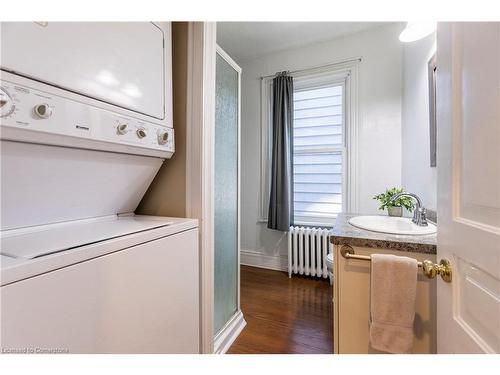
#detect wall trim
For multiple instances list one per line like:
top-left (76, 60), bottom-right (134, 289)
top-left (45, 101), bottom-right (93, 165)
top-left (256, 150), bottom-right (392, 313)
top-left (186, 21), bottom-right (217, 354)
top-left (241, 249), bottom-right (288, 272)
top-left (213, 310), bottom-right (246, 354)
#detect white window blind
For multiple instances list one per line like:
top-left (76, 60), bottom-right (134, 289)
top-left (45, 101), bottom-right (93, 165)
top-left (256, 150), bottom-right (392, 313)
top-left (293, 84), bottom-right (344, 226)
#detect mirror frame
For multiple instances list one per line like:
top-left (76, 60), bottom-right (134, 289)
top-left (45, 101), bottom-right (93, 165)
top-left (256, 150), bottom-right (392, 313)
top-left (428, 53), bottom-right (437, 167)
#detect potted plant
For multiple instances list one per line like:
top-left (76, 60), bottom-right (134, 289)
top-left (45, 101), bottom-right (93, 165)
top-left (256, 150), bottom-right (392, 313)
top-left (373, 187), bottom-right (416, 217)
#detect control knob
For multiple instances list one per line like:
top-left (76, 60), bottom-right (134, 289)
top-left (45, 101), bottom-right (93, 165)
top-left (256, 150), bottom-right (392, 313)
top-left (33, 103), bottom-right (53, 119)
top-left (117, 123), bottom-right (128, 135)
top-left (136, 128), bottom-right (147, 139)
top-left (0, 87), bottom-right (15, 118)
top-left (158, 131), bottom-right (169, 145)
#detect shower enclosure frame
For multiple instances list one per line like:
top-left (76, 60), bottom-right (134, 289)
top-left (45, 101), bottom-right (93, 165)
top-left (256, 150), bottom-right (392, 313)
top-left (212, 44), bottom-right (245, 353)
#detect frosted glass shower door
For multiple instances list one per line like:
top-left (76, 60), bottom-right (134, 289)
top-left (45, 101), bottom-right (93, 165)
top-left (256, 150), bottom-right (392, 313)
top-left (214, 46), bottom-right (241, 335)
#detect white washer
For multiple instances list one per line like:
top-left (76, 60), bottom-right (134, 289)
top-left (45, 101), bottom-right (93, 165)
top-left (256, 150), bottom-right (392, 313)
top-left (1, 216), bottom-right (199, 354)
top-left (0, 22), bottom-right (199, 353)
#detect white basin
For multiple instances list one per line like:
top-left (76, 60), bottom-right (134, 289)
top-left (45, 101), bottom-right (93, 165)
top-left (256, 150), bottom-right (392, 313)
top-left (348, 215), bottom-right (437, 235)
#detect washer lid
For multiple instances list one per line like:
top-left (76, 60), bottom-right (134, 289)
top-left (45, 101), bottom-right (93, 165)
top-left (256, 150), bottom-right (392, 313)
top-left (0, 216), bottom-right (173, 260)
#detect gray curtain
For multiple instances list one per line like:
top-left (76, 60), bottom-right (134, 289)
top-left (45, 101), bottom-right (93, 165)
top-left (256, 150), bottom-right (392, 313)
top-left (267, 72), bottom-right (294, 231)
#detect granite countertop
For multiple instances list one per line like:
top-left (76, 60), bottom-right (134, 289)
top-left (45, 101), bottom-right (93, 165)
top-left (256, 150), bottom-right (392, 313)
top-left (329, 213), bottom-right (436, 254)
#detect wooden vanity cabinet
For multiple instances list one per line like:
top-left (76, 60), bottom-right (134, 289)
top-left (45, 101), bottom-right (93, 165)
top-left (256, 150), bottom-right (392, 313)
top-left (333, 245), bottom-right (437, 354)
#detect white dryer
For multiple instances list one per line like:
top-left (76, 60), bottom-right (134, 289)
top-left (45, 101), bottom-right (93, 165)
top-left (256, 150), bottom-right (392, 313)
top-left (0, 22), bottom-right (199, 354)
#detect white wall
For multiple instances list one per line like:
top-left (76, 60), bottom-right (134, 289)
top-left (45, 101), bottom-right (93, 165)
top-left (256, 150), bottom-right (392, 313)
top-left (401, 33), bottom-right (437, 212)
top-left (240, 24), bottom-right (404, 261)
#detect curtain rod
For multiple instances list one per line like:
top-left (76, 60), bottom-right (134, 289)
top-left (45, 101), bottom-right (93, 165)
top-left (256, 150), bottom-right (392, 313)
top-left (260, 57), bottom-right (362, 80)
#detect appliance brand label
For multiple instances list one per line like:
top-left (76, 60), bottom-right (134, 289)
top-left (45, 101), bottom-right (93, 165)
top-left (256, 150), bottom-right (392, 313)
top-left (75, 125), bottom-right (90, 131)
top-left (14, 86), bottom-right (29, 94)
top-left (35, 93), bottom-right (52, 100)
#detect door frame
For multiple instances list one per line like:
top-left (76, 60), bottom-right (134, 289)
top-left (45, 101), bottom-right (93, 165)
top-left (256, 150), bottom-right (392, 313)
top-left (185, 22), bottom-right (245, 354)
top-left (185, 21), bottom-right (217, 354)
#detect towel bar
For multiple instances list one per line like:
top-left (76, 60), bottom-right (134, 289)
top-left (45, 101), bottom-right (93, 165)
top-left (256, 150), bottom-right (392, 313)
top-left (340, 245), bottom-right (452, 283)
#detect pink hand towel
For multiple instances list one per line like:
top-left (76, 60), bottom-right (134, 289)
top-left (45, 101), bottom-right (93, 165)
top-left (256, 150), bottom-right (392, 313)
top-left (369, 253), bottom-right (418, 354)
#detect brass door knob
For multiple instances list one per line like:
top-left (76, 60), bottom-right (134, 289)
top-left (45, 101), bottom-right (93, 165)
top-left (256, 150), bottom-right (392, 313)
top-left (422, 259), bottom-right (452, 282)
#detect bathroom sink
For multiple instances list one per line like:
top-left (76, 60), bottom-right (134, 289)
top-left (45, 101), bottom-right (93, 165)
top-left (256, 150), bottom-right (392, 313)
top-left (348, 215), bottom-right (436, 235)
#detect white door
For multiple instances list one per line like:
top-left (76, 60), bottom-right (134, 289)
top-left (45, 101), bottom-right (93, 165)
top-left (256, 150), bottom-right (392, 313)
top-left (437, 22), bottom-right (500, 353)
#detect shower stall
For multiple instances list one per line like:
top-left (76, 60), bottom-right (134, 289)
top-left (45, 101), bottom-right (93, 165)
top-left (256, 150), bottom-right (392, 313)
top-left (213, 45), bottom-right (245, 352)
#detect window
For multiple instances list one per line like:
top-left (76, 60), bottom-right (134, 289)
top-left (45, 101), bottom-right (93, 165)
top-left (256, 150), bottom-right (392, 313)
top-left (260, 63), bottom-right (358, 227)
top-left (293, 83), bottom-right (344, 226)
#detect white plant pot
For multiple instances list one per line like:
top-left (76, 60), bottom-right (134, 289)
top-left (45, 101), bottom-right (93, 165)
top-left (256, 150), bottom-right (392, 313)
top-left (387, 206), bottom-right (403, 217)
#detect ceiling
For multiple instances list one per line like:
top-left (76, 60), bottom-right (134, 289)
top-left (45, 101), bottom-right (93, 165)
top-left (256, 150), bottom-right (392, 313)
top-left (217, 22), bottom-right (391, 63)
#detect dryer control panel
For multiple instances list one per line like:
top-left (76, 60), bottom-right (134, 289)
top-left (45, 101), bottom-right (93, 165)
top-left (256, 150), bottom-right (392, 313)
top-left (0, 76), bottom-right (175, 159)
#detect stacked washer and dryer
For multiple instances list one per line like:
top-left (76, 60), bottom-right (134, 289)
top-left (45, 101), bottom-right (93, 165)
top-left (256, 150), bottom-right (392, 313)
top-left (0, 22), bottom-right (200, 353)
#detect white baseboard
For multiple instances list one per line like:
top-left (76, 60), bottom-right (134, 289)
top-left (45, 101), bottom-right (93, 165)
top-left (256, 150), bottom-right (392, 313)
top-left (213, 310), bottom-right (246, 354)
top-left (240, 249), bottom-right (288, 272)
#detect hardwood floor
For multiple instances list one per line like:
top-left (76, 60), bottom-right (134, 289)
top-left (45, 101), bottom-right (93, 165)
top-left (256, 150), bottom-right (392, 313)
top-left (228, 265), bottom-right (333, 354)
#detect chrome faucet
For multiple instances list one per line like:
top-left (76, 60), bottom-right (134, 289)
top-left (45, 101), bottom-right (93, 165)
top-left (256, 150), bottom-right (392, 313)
top-left (390, 192), bottom-right (428, 226)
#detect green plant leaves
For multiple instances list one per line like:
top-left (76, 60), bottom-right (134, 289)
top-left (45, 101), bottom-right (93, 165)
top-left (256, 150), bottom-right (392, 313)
top-left (373, 187), bottom-right (416, 212)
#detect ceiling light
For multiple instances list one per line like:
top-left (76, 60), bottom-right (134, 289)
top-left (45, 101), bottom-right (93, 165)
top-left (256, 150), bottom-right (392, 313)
top-left (399, 22), bottom-right (437, 43)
